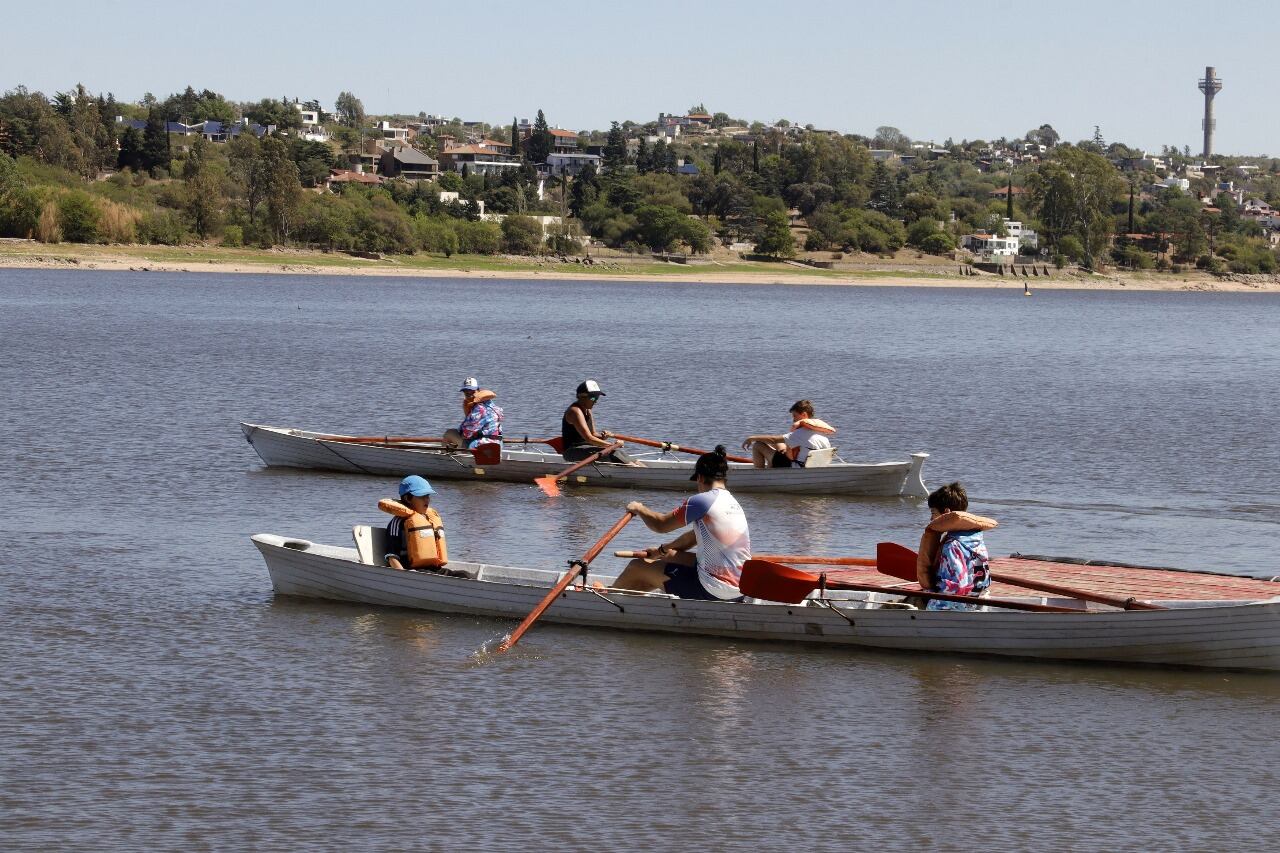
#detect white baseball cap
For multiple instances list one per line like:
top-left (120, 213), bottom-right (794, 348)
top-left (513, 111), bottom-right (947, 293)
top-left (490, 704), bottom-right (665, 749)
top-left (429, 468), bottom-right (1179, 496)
top-left (459, 377), bottom-right (479, 391)
top-left (576, 379), bottom-right (605, 396)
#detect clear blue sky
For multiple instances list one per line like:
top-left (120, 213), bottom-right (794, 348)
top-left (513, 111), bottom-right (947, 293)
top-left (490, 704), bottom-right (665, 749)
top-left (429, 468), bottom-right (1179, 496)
top-left (3, 0), bottom-right (1275, 155)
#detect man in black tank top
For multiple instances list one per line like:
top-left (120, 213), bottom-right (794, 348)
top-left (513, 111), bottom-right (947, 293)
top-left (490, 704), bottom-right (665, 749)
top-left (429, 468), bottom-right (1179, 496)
top-left (561, 380), bottom-right (641, 465)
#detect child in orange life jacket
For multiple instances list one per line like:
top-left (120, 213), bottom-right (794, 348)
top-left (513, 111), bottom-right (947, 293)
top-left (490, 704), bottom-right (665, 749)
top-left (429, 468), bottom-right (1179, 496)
top-left (916, 481), bottom-right (998, 611)
top-left (380, 475), bottom-right (449, 572)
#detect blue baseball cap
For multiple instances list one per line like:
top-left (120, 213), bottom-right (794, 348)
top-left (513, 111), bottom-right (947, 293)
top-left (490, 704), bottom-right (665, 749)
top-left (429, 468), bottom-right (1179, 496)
top-left (398, 475), bottom-right (435, 497)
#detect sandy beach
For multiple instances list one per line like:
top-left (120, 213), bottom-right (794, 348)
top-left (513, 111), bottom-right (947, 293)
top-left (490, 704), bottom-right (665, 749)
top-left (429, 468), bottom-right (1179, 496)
top-left (2, 239), bottom-right (1277, 292)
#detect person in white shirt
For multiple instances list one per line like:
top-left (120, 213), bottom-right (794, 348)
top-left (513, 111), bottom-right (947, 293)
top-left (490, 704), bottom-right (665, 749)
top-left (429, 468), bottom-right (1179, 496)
top-left (741, 399), bottom-right (836, 469)
top-left (610, 446), bottom-right (751, 600)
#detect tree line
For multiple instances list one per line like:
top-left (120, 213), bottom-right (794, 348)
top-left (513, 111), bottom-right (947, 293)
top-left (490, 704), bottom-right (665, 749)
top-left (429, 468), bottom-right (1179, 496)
top-left (4, 82), bottom-right (1280, 272)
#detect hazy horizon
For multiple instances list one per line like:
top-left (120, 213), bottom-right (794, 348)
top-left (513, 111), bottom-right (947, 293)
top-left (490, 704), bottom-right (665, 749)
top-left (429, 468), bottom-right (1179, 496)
top-left (2, 0), bottom-right (1275, 156)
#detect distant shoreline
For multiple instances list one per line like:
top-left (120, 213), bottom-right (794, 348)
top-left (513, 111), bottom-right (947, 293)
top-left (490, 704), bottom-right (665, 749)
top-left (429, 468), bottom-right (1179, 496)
top-left (2, 240), bottom-right (1276, 293)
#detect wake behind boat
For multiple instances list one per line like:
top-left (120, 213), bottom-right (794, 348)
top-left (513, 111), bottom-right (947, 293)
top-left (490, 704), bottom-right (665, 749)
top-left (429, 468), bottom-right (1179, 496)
top-left (241, 422), bottom-right (930, 497)
top-left (252, 531), bottom-right (1280, 672)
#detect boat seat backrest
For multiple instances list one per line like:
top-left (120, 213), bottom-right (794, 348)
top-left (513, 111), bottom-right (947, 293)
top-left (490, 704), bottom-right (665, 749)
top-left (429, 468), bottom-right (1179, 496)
top-left (353, 524), bottom-right (393, 566)
top-left (805, 447), bottom-right (836, 468)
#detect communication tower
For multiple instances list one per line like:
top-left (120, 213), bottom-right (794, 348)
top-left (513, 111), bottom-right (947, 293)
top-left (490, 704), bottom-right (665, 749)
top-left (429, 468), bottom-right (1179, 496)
top-left (1198, 66), bottom-right (1222, 158)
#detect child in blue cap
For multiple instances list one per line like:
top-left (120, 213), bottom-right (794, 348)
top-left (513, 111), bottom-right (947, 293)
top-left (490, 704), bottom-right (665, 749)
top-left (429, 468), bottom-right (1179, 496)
top-left (383, 475), bottom-right (438, 571)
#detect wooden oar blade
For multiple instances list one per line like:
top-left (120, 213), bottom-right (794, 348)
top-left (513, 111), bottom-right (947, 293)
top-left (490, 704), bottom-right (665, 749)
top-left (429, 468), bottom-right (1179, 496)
top-left (740, 559), bottom-right (821, 604)
top-left (876, 542), bottom-right (919, 582)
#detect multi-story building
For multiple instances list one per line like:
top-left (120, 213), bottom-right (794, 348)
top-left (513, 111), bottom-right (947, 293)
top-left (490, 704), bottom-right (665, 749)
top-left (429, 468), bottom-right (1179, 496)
top-left (379, 145), bottom-right (440, 180)
top-left (961, 233), bottom-right (1020, 259)
top-left (437, 144), bottom-right (522, 176)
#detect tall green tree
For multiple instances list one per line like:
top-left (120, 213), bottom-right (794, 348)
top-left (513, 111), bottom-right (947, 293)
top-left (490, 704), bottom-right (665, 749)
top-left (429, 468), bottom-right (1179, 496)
top-left (603, 121), bottom-right (627, 169)
top-left (182, 138), bottom-right (221, 238)
top-left (334, 91), bottom-right (365, 128)
top-left (117, 126), bottom-right (145, 171)
top-left (244, 98), bottom-right (301, 130)
top-left (1027, 147), bottom-right (1124, 267)
top-left (256, 136), bottom-right (301, 242)
top-left (141, 108), bottom-right (170, 174)
top-left (1029, 123), bottom-right (1059, 148)
top-left (755, 209), bottom-right (795, 257)
top-left (0, 152), bottom-right (41, 238)
top-left (524, 109), bottom-right (553, 164)
top-left (1148, 192), bottom-right (1207, 260)
top-left (867, 161), bottom-right (900, 217)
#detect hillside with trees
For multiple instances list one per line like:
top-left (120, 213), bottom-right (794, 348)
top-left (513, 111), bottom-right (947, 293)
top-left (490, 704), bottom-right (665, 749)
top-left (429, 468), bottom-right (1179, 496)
top-left (4, 83), bottom-right (1280, 274)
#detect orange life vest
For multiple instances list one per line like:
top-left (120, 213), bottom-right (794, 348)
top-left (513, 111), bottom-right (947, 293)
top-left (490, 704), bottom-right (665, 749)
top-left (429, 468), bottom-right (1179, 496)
top-left (405, 507), bottom-right (448, 569)
top-left (378, 499), bottom-right (448, 569)
top-left (791, 417), bottom-right (836, 435)
top-left (787, 418), bottom-right (837, 461)
top-left (463, 388), bottom-right (497, 417)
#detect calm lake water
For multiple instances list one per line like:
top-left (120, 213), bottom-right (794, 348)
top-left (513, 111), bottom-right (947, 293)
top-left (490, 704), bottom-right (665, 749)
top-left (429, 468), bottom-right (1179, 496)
top-left (2, 269), bottom-right (1278, 851)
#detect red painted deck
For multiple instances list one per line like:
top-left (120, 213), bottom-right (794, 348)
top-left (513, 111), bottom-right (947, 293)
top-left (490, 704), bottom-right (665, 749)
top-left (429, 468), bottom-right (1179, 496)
top-left (822, 556), bottom-right (1280, 603)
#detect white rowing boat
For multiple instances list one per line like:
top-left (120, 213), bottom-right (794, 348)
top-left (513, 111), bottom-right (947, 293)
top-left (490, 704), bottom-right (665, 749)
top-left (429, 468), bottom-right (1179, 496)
top-left (241, 423), bottom-right (930, 497)
top-left (251, 531), bottom-right (1280, 671)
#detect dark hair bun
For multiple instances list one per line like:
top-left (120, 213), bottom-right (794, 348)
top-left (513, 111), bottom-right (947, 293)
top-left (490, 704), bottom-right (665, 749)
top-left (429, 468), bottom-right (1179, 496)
top-left (693, 445), bottom-right (731, 482)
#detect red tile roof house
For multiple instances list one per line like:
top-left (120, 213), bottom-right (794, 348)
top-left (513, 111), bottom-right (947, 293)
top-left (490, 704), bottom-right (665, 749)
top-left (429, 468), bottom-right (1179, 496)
top-left (549, 128), bottom-right (579, 154)
top-left (325, 169), bottom-right (384, 191)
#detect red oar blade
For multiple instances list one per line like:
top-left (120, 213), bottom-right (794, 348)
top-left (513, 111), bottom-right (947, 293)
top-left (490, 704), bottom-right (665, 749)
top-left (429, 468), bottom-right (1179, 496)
top-left (740, 559), bottom-right (821, 604)
top-left (876, 542), bottom-right (919, 582)
top-left (471, 443), bottom-right (501, 466)
top-left (534, 474), bottom-right (561, 497)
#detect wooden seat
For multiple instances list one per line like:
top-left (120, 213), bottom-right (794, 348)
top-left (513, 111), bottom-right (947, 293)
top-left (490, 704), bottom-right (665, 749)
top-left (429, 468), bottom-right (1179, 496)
top-left (804, 446), bottom-right (836, 468)
top-left (353, 524), bottom-right (393, 566)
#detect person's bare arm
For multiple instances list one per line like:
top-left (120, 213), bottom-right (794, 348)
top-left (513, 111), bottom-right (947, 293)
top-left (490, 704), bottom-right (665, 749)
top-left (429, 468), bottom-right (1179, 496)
top-left (641, 529), bottom-right (697, 559)
top-left (917, 528), bottom-right (942, 589)
top-left (626, 500), bottom-right (684, 533)
top-left (567, 407), bottom-right (613, 449)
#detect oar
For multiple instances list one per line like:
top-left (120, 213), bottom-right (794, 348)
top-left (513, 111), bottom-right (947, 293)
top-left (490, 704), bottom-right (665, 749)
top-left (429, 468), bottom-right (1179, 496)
top-left (876, 542), bottom-right (1166, 611)
top-left (614, 550), bottom-right (877, 568)
top-left (754, 554), bottom-right (877, 567)
top-left (740, 559), bottom-right (1077, 612)
top-left (611, 433), bottom-right (753, 465)
top-left (534, 441), bottom-right (625, 497)
top-left (315, 433), bottom-right (447, 444)
top-left (497, 511), bottom-right (635, 652)
top-left (316, 433), bottom-right (558, 447)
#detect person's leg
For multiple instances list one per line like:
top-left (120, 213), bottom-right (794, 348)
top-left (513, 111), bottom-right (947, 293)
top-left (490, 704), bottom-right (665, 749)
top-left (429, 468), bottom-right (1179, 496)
top-left (750, 439), bottom-right (770, 468)
top-left (655, 553), bottom-right (716, 599)
top-left (610, 557), bottom-right (672, 591)
top-left (749, 439), bottom-right (785, 468)
top-left (604, 447), bottom-right (645, 468)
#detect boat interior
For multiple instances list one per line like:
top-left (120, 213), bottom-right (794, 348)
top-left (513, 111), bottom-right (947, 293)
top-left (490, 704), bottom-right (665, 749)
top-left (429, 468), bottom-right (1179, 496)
top-left (263, 529), bottom-right (1252, 613)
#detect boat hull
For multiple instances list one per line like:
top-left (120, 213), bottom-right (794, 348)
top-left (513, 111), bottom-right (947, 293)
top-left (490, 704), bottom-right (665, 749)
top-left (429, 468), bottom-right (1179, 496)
top-left (241, 423), bottom-right (929, 496)
top-left (252, 535), bottom-right (1280, 671)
